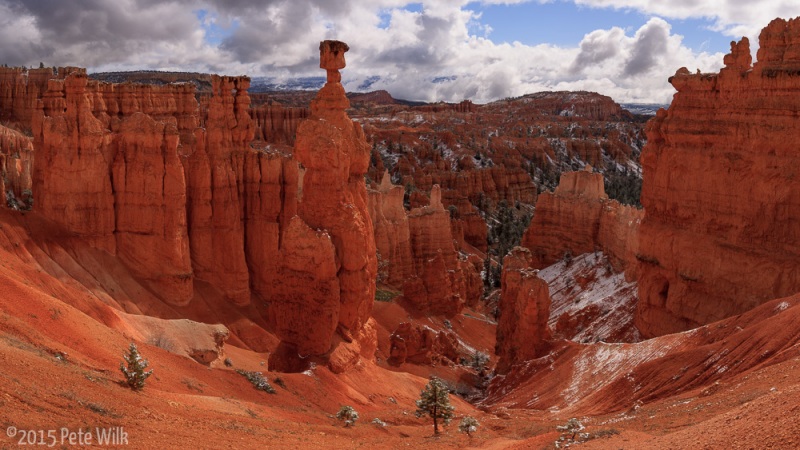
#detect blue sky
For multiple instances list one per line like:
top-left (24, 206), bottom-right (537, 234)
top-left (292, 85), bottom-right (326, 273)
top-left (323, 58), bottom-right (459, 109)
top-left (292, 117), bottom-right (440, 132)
top-left (196, 10), bottom-right (235, 46)
top-left (2, 0), bottom-right (799, 103)
top-left (473, 2), bottom-right (727, 54)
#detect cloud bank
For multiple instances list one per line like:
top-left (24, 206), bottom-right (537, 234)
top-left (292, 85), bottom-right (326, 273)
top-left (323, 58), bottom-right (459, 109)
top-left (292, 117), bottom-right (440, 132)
top-left (0, 0), bottom-right (796, 103)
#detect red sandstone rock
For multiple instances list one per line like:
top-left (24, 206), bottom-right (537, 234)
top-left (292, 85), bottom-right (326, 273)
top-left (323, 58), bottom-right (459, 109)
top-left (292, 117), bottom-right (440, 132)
top-left (637, 20), bottom-right (800, 337)
top-left (25, 43), bottom-right (378, 366)
top-left (357, 90), bottom-right (644, 254)
top-left (0, 67), bottom-right (81, 130)
top-left (184, 75), bottom-right (254, 306)
top-left (268, 216), bottom-right (340, 356)
top-left (328, 317), bottom-right (379, 374)
top-left (250, 102), bottom-right (308, 146)
top-left (268, 41), bottom-right (378, 358)
top-left (368, 172), bottom-right (414, 285)
top-left (521, 167), bottom-right (641, 275)
top-left (0, 124), bottom-right (33, 200)
top-left (495, 247), bottom-right (551, 374)
top-left (403, 185), bottom-right (482, 315)
top-left (33, 72), bottom-right (117, 253)
top-left (388, 322), bottom-right (460, 366)
top-left (111, 112), bottom-right (193, 304)
top-left (32, 73), bottom-right (202, 305)
top-left (368, 174), bottom-right (483, 313)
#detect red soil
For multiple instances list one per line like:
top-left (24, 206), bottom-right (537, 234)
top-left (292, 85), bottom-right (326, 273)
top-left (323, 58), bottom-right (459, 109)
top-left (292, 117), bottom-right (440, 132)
top-left (2, 207), bottom-right (799, 449)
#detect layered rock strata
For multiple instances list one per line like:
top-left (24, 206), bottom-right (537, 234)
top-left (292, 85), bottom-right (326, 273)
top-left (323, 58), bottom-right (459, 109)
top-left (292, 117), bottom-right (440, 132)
top-left (0, 67), bottom-right (83, 129)
top-left (404, 186), bottom-right (482, 315)
top-left (368, 172), bottom-right (414, 286)
top-left (495, 247), bottom-right (551, 373)
top-left (521, 167), bottom-right (642, 275)
top-left (388, 322), bottom-right (460, 366)
top-left (251, 102), bottom-right (309, 146)
top-left (637, 19), bottom-right (800, 336)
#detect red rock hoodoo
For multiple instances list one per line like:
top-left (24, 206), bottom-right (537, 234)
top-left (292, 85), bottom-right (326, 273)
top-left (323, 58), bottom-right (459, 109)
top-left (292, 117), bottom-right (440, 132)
top-left (388, 322), bottom-right (460, 366)
top-left (403, 185), bottom-right (482, 315)
top-left (368, 173), bottom-right (482, 314)
top-left (637, 18), bottom-right (800, 337)
top-left (270, 40), bottom-right (378, 357)
top-left (0, 124), bottom-right (33, 200)
top-left (368, 171), bottom-right (415, 286)
top-left (495, 247), bottom-right (551, 374)
top-left (521, 167), bottom-right (642, 274)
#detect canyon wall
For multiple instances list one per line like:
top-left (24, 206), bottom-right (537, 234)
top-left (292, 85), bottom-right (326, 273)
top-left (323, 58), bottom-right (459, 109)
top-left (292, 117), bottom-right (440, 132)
top-left (637, 18), bottom-right (800, 336)
top-left (521, 167), bottom-right (642, 274)
top-left (0, 67), bottom-right (83, 130)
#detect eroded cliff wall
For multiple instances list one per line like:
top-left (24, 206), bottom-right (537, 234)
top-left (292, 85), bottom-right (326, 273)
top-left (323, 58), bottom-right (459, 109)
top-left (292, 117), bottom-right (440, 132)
top-left (637, 18), bottom-right (800, 336)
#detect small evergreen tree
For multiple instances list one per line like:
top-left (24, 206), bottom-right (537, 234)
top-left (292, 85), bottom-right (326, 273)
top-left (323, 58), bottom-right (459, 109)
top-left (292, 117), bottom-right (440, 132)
top-left (336, 405), bottom-right (359, 427)
top-left (415, 376), bottom-right (455, 435)
top-left (120, 342), bottom-right (152, 391)
top-left (459, 416), bottom-right (479, 437)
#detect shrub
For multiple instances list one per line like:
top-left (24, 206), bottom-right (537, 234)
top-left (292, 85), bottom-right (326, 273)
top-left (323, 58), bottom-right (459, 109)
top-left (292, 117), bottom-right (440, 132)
top-left (470, 351), bottom-right (490, 371)
top-left (371, 418), bottom-right (387, 427)
top-left (119, 343), bottom-right (153, 391)
top-left (336, 405), bottom-right (359, 427)
top-left (555, 417), bottom-right (589, 448)
top-left (236, 369), bottom-right (276, 394)
top-left (459, 416), bottom-right (479, 436)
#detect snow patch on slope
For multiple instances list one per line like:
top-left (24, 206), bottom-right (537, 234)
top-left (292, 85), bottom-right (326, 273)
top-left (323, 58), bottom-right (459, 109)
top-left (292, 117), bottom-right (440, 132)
top-left (539, 252), bottom-right (640, 343)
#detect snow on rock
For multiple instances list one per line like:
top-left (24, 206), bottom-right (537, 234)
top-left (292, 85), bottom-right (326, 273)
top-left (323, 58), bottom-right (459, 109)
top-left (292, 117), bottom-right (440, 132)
top-left (539, 252), bottom-right (641, 343)
top-left (561, 338), bottom-right (676, 407)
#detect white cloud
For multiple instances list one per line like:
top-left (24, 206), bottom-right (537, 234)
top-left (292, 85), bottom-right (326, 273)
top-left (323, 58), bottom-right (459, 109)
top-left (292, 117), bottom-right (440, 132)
top-left (0, 0), bottom-right (789, 103)
top-left (573, 0), bottom-right (798, 42)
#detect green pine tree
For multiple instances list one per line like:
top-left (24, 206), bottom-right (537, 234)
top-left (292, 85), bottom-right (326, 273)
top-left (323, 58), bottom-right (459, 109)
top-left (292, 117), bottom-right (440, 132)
top-left (120, 342), bottom-right (153, 391)
top-left (415, 376), bottom-right (455, 434)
